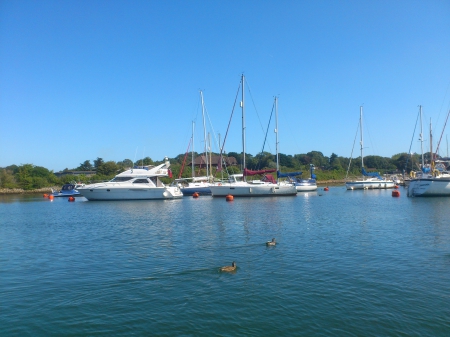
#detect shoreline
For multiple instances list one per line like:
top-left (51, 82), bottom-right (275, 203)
top-left (0, 187), bottom-right (57, 195)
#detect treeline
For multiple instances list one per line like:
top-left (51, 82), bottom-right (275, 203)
top-left (0, 150), bottom-right (430, 190)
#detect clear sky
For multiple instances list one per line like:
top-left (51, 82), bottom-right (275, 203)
top-left (1, 0), bottom-right (450, 171)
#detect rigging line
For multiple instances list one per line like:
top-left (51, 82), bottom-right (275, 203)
top-left (178, 138), bottom-right (192, 178)
top-left (256, 99), bottom-right (275, 170)
top-left (245, 77), bottom-right (272, 152)
top-left (214, 81), bottom-right (241, 177)
top-left (345, 119), bottom-right (360, 179)
top-left (434, 110), bottom-right (450, 159)
top-left (404, 108), bottom-right (420, 172)
top-left (362, 111), bottom-right (376, 157)
top-left (204, 105), bottom-right (220, 154)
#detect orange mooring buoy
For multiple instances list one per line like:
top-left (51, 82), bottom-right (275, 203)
top-left (392, 190), bottom-right (400, 197)
top-left (226, 194), bottom-right (234, 201)
top-left (324, 187), bottom-right (329, 191)
top-left (394, 185), bottom-right (399, 189)
top-left (43, 194), bottom-right (48, 198)
top-left (48, 195), bottom-right (54, 200)
top-left (193, 192), bottom-right (199, 198)
top-left (68, 196), bottom-right (75, 202)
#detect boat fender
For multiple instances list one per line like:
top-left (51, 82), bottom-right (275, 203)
top-left (410, 171), bottom-right (416, 178)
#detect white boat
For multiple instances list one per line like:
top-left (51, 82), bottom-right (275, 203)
top-left (209, 76), bottom-right (297, 197)
top-left (175, 176), bottom-right (212, 196)
top-left (278, 165), bottom-right (318, 192)
top-left (408, 107), bottom-right (450, 197)
top-left (345, 106), bottom-right (395, 190)
top-left (78, 157), bottom-right (183, 200)
top-left (407, 171), bottom-right (450, 197)
top-left (274, 97), bottom-right (317, 192)
top-left (177, 91), bottom-right (213, 196)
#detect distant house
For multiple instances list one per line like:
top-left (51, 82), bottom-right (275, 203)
top-left (54, 170), bottom-right (96, 178)
top-left (189, 155), bottom-right (237, 167)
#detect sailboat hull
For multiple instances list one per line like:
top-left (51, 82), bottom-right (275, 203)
top-left (346, 180), bottom-right (395, 190)
top-left (210, 183), bottom-right (297, 197)
top-left (407, 178), bottom-right (450, 197)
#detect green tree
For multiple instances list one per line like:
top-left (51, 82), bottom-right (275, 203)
top-left (0, 168), bottom-right (16, 188)
top-left (278, 153), bottom-right (293, 168)
top-left (134, 157), bottom-right (153, 166)
top-left (117, 159), bottom-right (133, 170)
top-left (15, 164), bottom-right (34, 190)
top-left (78, 160), bottom-right (93, 171)
top-left (96, 161), bottom-right (119, 176)
top-left (329, 153), bottom-right (343, 170)
top-left (94, 157), bottom-right (104, 170)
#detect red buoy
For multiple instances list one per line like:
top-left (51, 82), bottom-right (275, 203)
top-left (48, 195), bottom-right (54, 200)
top-left (193, 192), bottom-right (199, 198)
top-left (226, 194), bottom-right (234, 201)
top-left (68, 196), bottom-right (75, 202)
top-left (324, 187), bottom-right (329, 191)
top-left (392, 190), bottom-right (400, 197)
top-left (394, 185), bottom-right (399, 189)
top-left (43, 194), bottom-right (48, 198)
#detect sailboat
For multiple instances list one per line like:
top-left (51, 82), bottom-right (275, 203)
top-left (209, 75), bottom-right (297, 197)
top-left (345, 106), bottom-right (395, 190)
top-left (176, 91), bottom-right (213, 196)
top-left (407, 107), bottom-right (450, 197)
top-left (274, 97), bottom-right (317, 192)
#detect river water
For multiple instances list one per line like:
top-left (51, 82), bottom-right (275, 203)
top-left (1, 187), bottom-right (449, 336)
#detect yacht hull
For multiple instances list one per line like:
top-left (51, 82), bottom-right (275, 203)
top-left (78, 187), bottom-right (183, 200)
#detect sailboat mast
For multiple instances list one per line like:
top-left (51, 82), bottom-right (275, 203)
top-left (200, 90), bottom-right (209, 178)
top-left (430, 118), bottom-right (433, 165)
top-left (192, 121), bottom-right (195, 178)
top-left (360, 106), bottom-right (364, 170)
top-left (208, 132), bottom-right (212, 180)
top-left (275, 97), bottom-right (279, 173)
top-left (419, 105), bottom-right (424, 168)
top-left (241, 74), bottom-right (246, 179)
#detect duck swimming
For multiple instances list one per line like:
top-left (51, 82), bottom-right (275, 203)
top-left (220, 261), bottom-right (236, 272)
top-left (266, 238), bottom-right (276, 246)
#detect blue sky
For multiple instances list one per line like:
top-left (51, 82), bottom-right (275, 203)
top-left (1, 0), bottom-right (449, 171)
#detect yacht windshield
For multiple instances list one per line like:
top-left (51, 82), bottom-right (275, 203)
top-left (110, 177), bottom-right (133, 182)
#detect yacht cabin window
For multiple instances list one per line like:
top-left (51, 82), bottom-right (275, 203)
top-left (111, 177), bottom-right (133, 182)
top-left (133, 179), bottom-right (149, 184)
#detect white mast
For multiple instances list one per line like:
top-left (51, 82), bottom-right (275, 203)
top-left (419, 105), bottom-right (424, 168)
top-left (360, 106), bottom-right (364, 174)
top-left (192, 121), bottom-right (195, 178)
top-left (200, 90), bottom-right (209, 178)
top-left (241, 74), bottom-right (246, 180)
top-left (275, 97), bottom-right (279, 173)
top-left (208, 132), bottom-right (212, 181)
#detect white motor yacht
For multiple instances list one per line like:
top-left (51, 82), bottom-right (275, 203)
top-left (78, 157), bottom-right (183, 200)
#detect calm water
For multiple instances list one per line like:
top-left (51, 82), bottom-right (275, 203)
top-left (1, 187), bottom-right (450, 336)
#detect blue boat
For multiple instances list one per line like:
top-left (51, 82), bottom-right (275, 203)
top-left (277, 164), bottom-right (317, 192)
top-left (51, 182), bottom-right (83, 197)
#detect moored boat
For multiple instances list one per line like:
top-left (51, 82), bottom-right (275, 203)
top-left (407, 108), bottom-right (450, 197)
top-left (345, 106), bottom-right (395, 190)
top-left (51, 182), bottom-right (84, 197)
top-left (77, 157), bottom-right (183, 200)
top-left (210, 80), bottom-right (296, 197)
top-left (175, 176), bottom-right (212, 196)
